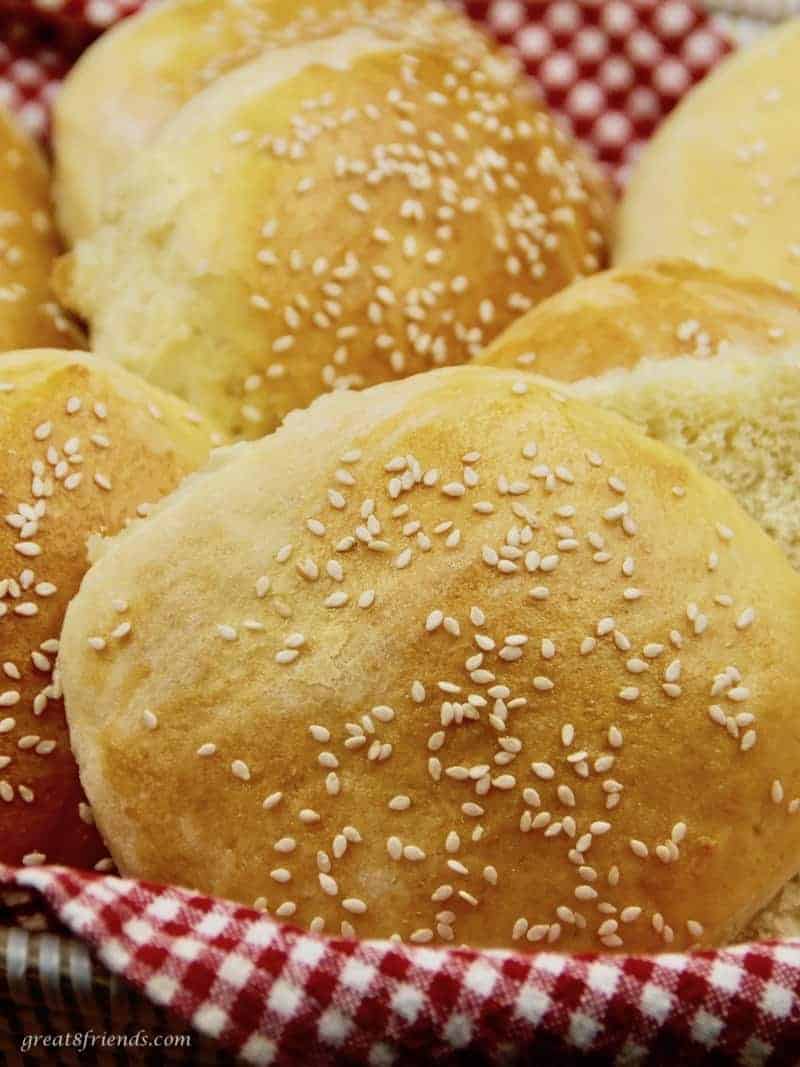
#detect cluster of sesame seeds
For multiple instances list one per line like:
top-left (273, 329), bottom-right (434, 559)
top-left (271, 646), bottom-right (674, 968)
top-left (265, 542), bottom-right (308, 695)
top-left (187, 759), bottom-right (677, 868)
top-left (189, 10), bottom-right (608, 433)
top-left (84, 373), bottom-right (796, 949)
top-left (673, 316), bottom-right (736, 361)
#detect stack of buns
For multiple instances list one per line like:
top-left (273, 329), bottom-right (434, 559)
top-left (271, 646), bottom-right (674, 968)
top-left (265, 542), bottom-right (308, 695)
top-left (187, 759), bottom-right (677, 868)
top-left (0, 0), bottom-right (799, 955)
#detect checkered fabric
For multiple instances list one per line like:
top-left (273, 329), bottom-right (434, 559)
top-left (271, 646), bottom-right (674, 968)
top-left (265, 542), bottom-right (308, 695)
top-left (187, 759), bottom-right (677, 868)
top-left (0, 0), bottom-right (732, 181)
top-left (2, 863), bottom-right (800, 1065)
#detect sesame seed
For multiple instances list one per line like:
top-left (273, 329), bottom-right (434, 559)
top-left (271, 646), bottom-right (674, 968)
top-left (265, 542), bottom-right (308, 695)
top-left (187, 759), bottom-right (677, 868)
top-left (671, 822), bottom-right (687, 844)
top-left (531, 762), bottom-right (554, 780)
top-left (325, 591), bottom-right (349, 608)
top-left (403, 845), bottom-right (425, 862)
top-left (231, 760), bottom-right (251, 781)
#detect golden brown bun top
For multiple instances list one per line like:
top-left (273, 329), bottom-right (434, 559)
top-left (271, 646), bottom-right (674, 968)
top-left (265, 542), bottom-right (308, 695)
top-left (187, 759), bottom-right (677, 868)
top-left (54, 0), bottom-right (493, 242)
top-left (60, 365), bottom-right (800, 952)
top-left (56, 18), bottom-right (612, 441)
top-left (477, 259), bottom-right (800, 381)
top-left (0, 349), bottom-right (219, 870)
top-left (0, 109), bottom-right (81, 351)
top-left (614, 19), bottom-right (800, 294)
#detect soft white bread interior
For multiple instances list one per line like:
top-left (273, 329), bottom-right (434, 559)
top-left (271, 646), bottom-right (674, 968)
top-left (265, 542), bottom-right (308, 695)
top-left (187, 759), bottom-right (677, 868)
top-left (54, 14), bottom-right (612, 440)
top-left (59, 365), bottom-right (800, 952)
top-left (614, 18), bottom-right (800, 295)
top-left (478, 261), bottom-right (800, 569)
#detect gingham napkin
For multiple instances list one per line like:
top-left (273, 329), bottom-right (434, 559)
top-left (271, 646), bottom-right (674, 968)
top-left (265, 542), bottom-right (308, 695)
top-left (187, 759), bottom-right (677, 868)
top-left (0, 0), bottom-right (731, 180)
top-left (5, 2), bottom-right (795, 1064)
top-left (4, 863), bottom-right (800, 1064)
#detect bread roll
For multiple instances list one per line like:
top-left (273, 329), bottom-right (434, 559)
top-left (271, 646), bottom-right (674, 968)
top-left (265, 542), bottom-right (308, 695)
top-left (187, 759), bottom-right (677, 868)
top-left (0, 350), bottom-right (218, 871)
top-left (55, 17), bottom-right (612, 440)
top-left (0, 109), bottom-right (81, 351)
top-left (53, 0), bottom-right (413, 243)
top-left (478, 260), bottom-right (800, 568)
top-left (59, 365), bottom-right (800, 952)
top-left (614, 19), bottom-right (800, 294)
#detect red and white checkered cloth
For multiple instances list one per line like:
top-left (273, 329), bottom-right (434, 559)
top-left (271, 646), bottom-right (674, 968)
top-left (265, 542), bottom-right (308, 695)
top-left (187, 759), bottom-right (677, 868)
top-left (4, 863), bottom-right (800, 1065)
top-left (4, 3), bottom-right (793, 1064)
top-left (0, 0), bottom-right (732, 180)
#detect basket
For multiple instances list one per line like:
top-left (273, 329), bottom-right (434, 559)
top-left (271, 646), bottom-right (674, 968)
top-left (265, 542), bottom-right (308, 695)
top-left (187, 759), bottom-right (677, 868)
top-left (0, 925), bottom-right (224, 1064)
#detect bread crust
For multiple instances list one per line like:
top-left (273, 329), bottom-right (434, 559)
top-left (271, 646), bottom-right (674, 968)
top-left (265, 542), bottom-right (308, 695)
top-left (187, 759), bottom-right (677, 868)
top-left (477, 259), bottom-right (800, 380)
top-left (53, 0), bottom-right (399, 242)
top-left (0, 109), bottom-right (82, 350)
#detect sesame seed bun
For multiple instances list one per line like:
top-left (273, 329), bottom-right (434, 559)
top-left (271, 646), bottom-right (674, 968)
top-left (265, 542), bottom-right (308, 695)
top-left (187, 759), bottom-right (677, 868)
top-left (0, 349), bottom-right (219, 871)
top-left (0, 108), bottom-right (82, 351)
top-left (53, 0), bottom-right (416, 243)
top-left (477, 260), bottom-right (800, 568)
top-left (614, 19), bottom-right (800, 294)
top-left (59, 365), bottom-right (800, 951)
top-left (54, 15), bottom-right (612, 441)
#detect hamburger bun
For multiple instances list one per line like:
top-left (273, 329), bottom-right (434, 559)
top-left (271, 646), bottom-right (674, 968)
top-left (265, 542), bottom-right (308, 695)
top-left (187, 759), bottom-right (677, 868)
top-left (0, 349), bottom-right (218, 870)
top-left (55, 16), bottom-right (612, 440)
top-left (478, 260), bottom-right (800, 568)
top-left (0, 108), bottom-right (81, 351)
top-left (614, 19), bottom-right (800, 294)
top-left (59, 365), bottom-right (800, 952)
